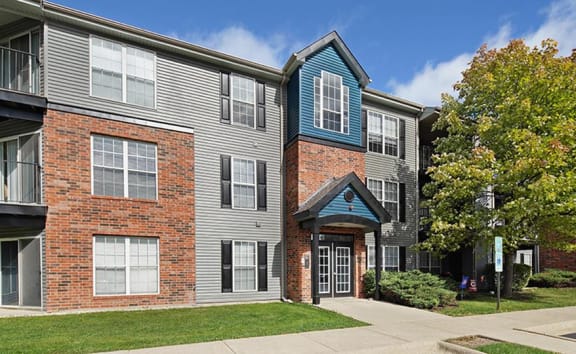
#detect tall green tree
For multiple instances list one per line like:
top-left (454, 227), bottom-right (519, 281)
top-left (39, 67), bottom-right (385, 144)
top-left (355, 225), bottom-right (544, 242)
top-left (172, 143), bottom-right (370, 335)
top-left (423, 39), bottom-right (576, 297)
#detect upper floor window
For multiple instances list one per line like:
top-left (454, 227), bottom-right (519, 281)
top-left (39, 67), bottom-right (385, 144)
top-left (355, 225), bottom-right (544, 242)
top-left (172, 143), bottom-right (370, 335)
top-left (220, 155), bottom-right (267, 211)
top-left (0, 30), bottom-right (40, 95)
top-left (367, 178), bottom-right (405, 222)
top-left (91, 37), bottom-right (155, 108)
top-left (368, 111), bottom-right (400, 157)
top-left (91, 135), bottom-right (157, 200)
top-left (314, 71), bottom-right (349, 134)
top-left (220, 72), bottom-right (266, 130)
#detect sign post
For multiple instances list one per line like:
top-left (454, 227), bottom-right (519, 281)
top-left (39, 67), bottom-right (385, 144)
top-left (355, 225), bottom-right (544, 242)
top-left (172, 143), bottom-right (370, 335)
top-left (494, 236), bottom-right (503, 310)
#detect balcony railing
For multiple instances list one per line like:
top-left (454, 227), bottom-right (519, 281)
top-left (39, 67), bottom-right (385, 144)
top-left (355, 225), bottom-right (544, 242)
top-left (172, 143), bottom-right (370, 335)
top-left (1, 160), bottom-right (42, 204)
top-left (0, 46), bottom-right (40, 95)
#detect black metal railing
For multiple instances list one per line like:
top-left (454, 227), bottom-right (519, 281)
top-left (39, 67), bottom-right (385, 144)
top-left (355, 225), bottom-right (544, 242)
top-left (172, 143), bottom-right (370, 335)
top-left (1, 160), bottom-right (42, 204)
top-left (0, 46), bottom-right (40, 95)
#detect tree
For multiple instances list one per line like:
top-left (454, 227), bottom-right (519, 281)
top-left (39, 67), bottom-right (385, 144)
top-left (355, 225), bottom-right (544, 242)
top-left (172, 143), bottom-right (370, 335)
top-left (422, 39), bottom-right (576, 297)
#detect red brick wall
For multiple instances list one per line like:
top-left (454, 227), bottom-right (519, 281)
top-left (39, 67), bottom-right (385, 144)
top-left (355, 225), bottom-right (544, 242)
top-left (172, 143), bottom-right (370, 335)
top-left (43, 109), bottom-right (195, 312)
top-left (540, 247), bottom-right (576, 272)
top-left (285, 139), bottom-right (366, 302)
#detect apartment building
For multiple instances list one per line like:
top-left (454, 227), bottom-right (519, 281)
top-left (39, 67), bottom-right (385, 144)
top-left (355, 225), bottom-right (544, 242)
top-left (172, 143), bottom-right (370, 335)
top-left (1, 0), bottom-right (429, 311)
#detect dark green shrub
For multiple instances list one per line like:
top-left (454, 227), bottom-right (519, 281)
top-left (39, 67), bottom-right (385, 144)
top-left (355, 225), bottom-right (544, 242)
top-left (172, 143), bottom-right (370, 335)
top-left (529, 269), bottom-right (576, 288)
top-left (363, 269), bottom-right (376, 298)
top-left (378, 270), bottom-right (457, 309)
top-left (487, 263), bottom-right (532, 291)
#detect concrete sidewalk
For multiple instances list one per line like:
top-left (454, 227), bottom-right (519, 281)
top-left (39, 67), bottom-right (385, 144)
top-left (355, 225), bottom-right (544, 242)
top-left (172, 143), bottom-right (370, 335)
top-left (101, 298), bottom-right (576, 354)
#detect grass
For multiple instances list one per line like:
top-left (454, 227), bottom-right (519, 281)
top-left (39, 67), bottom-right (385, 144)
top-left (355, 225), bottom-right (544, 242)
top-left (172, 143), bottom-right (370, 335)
top-left (0, 302), bottom-right (366, 353)
top-left (476, 342), bottom-right (555, 354)
top-left (437, 287), bottom-right (576, 316)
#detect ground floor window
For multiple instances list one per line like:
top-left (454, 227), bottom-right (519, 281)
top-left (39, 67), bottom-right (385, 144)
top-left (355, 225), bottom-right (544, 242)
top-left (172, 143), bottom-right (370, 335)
top-left (418, 251), bottom-right (441, 274)
top-left (367, 245), bottom-right (400, 272)
top-left (221, 240), bottom-right (267, 293)
top-left (94, 236), bottom-right (159, 295)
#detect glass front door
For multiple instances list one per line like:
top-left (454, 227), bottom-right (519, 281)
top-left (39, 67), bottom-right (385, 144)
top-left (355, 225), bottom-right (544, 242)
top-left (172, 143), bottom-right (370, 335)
top-left (318, 237), bottom-right (353, 297)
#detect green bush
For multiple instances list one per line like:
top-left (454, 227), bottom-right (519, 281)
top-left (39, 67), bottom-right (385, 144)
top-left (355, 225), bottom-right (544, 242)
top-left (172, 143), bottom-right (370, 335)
top-left (378, 270), bottom-right (457, 309)
top-left (487, 263), bottom-right (532, 291)
top-left (529, 269), bottom-right (576, 288)
top-left (363, 269), bottom-right (376, 298)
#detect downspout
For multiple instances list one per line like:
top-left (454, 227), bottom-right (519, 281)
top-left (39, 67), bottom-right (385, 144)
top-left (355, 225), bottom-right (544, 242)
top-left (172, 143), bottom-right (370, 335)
top-left (415, 106), bottom-right (424, 271)
top-left (279, 73), bottom-right (288, 301)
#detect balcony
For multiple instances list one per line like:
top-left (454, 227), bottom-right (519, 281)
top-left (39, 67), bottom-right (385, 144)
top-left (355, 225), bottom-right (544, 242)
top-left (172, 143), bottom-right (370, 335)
top-left (0, 46), bottom-right (40, 96)
top-left (1, 160), bottom-right (42, 205)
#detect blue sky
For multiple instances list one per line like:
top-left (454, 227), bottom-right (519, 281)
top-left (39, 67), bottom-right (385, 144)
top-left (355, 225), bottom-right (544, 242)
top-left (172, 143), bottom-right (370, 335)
top-left (52, 0), bottom-right (576, 106)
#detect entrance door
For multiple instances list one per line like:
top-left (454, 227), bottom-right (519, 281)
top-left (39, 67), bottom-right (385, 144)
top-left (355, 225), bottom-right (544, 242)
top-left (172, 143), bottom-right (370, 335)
top-left (0, 238), bottom-right (41, 307)
top-left (318, 235), bottom-right (354, 297)
top-left (1, 241), bottom-right (18, 305)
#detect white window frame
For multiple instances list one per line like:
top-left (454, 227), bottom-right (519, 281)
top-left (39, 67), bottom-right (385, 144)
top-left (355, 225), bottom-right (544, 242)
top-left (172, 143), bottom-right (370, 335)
top-left (367, 245), bottom-right (400, 271)
top-left (93, 236), bottom-right (160, 296)
top-left (89, 36), bottom-right (157, 108)
top-left (367, 110), bottom-right (399, 157)
top-left (231, 157), bottom-right (257, 210)
top-left (90, 135), bottom-right (158, 200)
top-left (230, 74), bottom-right (256, 128)
top-left (419, 251), bottom-right (441, 274)
top-left (232, 240), bottom-right (258, 292)
top-left (314, 70), bottom-right (349, 134)
top-left (367, 178), bottom-right (399, 221)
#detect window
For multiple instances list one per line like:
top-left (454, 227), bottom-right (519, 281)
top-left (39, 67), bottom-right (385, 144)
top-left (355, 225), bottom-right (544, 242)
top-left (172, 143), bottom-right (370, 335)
top-left (94, 236), bottom-right (158, 295)
top-left (232, 158), bottom-right (256, 209)
top-left (231, 76), bottom-right (255, 127)
top-left (368, 111), bottom-right (404, 157)
top-left (91, 37), bottom-right (155, 108)
top-left (314, 71), bottom-right (349, 134)
top-left (367, 178), bottom-right (401, 221)
top-left (233, 241), bottom-right (257, 291)
top-left (384, 181), bottom-right (399, 221)
top-left (419, 251), bottom-right (441, 274)
top-left (92, 135), bottom-right (157, 200)
top-left (367, 245), bottom-right (400, 272)
top-left (220, 73), bottom-right (266, 129)
top-left (221, 240), bottom-right (267, 293)
top-left (220, 156), bottom-right (267, 210)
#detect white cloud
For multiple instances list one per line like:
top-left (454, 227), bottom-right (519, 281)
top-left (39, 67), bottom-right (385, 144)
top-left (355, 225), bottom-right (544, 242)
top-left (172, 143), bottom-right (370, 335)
top-left (170, 26), bottom-right (289, 68)
top-left (388, 0), bottom-right (576, 106)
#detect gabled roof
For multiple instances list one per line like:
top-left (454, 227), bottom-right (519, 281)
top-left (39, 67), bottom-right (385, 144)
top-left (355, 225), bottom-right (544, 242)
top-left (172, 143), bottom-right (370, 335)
top-left (294, 172), bottom-right (390, 224)
top-left (283, 31), bottom-right (370, 88)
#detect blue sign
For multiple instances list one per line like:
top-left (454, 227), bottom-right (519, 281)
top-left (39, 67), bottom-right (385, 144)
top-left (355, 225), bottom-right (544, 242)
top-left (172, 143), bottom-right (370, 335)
top-left (460, 275), bottom-right (469, 289)
top-left (495, 237), bottom-right (503, 272)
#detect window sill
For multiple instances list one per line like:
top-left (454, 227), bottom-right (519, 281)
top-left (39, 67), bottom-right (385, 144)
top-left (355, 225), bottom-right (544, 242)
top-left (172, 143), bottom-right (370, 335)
top-left (89, 94), bottom-right (158, 112)
top-left (91, 195), bottom-right (159, 204)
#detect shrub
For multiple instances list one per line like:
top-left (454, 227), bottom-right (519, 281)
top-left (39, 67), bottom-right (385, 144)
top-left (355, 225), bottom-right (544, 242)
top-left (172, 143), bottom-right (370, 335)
top-left (378, 270), bottom-right (457, 309)
top-left (363, 269), bottom-right (376, 298)
top-left (487, 263), bottom-right (532, 291)
top-left (529, 269), bottom-right (576, 288)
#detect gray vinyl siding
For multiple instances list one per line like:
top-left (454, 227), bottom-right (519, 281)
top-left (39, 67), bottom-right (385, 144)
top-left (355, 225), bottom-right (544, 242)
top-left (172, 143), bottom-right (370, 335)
top-left (44, 22), bottom-right (282, 303)
top-left (194, 81), bottom-right (282, 303)
top-left (363, 102), bottom-right (419, 270)
top-left (45, 23), bottom-right (214, 128)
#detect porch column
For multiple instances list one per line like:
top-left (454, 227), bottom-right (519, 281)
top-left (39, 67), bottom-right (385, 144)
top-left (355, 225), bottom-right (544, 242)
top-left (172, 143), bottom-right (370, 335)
top-left (311, 223), bottom-right (320, 305)
top-left (374, 229), bottom-right (382, 300)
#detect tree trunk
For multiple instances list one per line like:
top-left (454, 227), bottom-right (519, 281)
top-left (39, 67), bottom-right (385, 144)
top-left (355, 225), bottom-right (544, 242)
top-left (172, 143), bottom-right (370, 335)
top-left (502, 252), bottom-right (515, 298)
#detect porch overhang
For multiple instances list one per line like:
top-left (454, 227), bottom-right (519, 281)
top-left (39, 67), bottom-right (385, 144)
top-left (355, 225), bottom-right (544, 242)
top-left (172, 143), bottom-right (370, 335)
top-left (294, 172), bottom-right (391, 232)
top-left (0, 89), bottom-right (46, 123)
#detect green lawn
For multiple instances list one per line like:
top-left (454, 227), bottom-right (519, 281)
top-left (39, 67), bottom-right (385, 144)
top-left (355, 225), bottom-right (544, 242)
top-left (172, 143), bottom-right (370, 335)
top-left (438, 288), bottom-right (576, 316)
top-left (0, 302), bottom-right (366, 353)
top-left (476, 342), bottom-right (555, 354)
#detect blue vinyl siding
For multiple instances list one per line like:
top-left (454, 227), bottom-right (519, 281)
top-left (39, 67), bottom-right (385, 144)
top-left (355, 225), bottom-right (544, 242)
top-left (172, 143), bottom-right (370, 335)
top-left (287, 70), bottom-right (300, 142)
top-left (319, 186), bottom-right (379, 223)
top-left (299, 45), bottom-right (362, 146)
